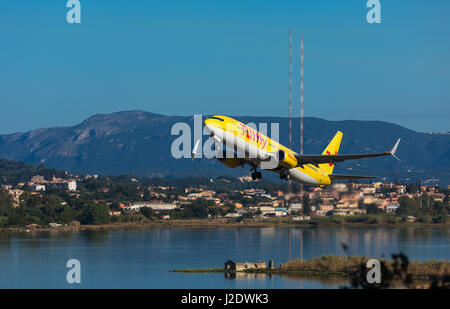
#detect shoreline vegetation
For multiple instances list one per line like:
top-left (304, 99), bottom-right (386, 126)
top-left (1, 160), bottom-right (448, 232)
top-left (171, 255), bottom-right (450, 283)
top-left (1, 217), bottom-right (449, 233)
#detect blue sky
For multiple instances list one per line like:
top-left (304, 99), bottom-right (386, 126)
top-left (0, 0), bottom-right (449, 133)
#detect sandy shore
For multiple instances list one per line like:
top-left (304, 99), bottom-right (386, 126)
top-left (1, 218), bottom-right (448, 233)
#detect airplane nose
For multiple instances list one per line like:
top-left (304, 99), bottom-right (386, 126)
top-left (204, 124), bottom-right (213, 135)
top-left (203, 119), bottom-right (213, 132)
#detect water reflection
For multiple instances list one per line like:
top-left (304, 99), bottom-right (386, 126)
top-left (279, 273), bottom-right (349, 287)
top-left (0, 227), bottom-right (448, 288)
top-left (224, 270), bottom-right (350, 289)
top-left (225, 272), bottom-right (267, 280)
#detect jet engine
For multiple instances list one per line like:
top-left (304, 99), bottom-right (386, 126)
top-left (217, 157), bottom-right (241, 168)
top-left (217, 149), bottom-right (242, 168)
top-left (278, 150), bottom-right (298, 169)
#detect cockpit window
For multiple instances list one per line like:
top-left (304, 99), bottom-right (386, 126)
top-left (211, 116), bottom-right (224, 122)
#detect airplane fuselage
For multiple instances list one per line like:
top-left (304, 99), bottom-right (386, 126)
top-left (203, 115), bottom-right (331, 185)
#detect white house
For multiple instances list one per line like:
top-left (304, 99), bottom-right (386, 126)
top-left (125, 202), bottom-right (178, 211)
top-left (31, 184), bottom-right (46, 192)
top-left (67, 180), bottom-right (77, 191)
top-left (386, 203), bottom-right (399, 213)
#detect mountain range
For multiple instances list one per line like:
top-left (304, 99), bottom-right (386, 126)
top-left (0, 110), bottom-right (448, 185)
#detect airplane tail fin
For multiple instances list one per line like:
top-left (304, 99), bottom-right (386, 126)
top-left (319, 131), bottom-right (343, 175)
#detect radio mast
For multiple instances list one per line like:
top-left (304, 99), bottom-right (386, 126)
top-left (289, 29), bottom-right (293, 151)
top-left (300, 34), bottom-right (304, 155)
top-left (288, 29), bottom-right (293, 204)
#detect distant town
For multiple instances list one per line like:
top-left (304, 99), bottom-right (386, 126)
top-left (0, 158), bottom-right (448, 229)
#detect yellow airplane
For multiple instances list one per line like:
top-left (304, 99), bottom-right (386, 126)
top-left (195, 115), bottom-right (401, 186)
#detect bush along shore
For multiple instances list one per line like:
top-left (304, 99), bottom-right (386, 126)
top-left (2, 217), bottom-right (449, 233)
top-left (172, 255), bottom-right (450, 283)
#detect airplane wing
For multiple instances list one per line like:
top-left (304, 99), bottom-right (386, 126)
top-left (294, 138), bottom-right (401, 166)
top-left (329, 174), bottom-right (378, 180)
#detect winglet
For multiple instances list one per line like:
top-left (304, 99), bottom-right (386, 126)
top-left (192, 139), bottom-right (201, 160)
top-left (390, 138), bottom-right (401, 161)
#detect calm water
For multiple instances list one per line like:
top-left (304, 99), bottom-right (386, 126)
top-left (0, 227), bottom-right (448, 289)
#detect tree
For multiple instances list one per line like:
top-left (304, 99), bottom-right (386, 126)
top-left (302, 193), bottom-right (311, 215)
top-left (397, 196), bottom-right (419, 216)
top-left (208, 206), bottom-right (220, 218)
top-left (140, 207), bottom-right (154, 220)
top-left (183, 199), bottom-right (210, 218)
top-left (227, 203), bottom-right (236, 214)
top-left (432, 202), bottom-right (448, 223)
top-left (110, 201), bottom-right (122, 211)
top-left (406, 183), bottom-right (417, 194)
top-left (0, 190), bottom-right (14, 217)
top-left (365, 203), bottom-right (382, 214)
top-left (59, 206), bottom-right (77, 224)
top-left (419, 193), bottom-right (434, 214)
top-left (143, 190), bottom-right (151, 201)
top-left (7, 213), bottom-right (28, 226)
top-left (79, 203), bottom-right (110, 225)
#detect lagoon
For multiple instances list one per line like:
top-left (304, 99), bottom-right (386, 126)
top-left (0, 227), bottom-right (448, 288)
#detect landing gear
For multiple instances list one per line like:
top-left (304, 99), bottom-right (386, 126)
top-left (250, 166), bottom-right (262, 181)
top-left (280, 169), bottom-right (290, 180)
top-left (251, 171), bottom-right (262, 180)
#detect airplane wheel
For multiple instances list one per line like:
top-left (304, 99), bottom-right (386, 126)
top-left (256, 172), bottom-right (262, 179)
top-left (279, 168), bottom-right (290, 180)
top-left (280, 173), bottom-right (290, 180)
